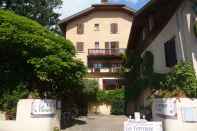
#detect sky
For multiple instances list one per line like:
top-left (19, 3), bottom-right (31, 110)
top-left (58, 0), bottom-right (150, 19)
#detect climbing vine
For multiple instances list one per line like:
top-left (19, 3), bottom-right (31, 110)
top-left (124, 50), bottom-right (197, 101)
top-left (194, 22), bottom-right (197, 37)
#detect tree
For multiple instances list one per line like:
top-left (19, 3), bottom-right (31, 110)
top-left (0, 10), bottom-right (86, 101)
top-left (0, 0), bottom-right (62, 27)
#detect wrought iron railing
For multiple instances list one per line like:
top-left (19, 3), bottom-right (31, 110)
top-left (88, 48), bottom-right (125, 56)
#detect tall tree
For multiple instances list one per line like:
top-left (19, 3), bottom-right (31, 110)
top-left (0, 10), bottom-right (86, 100)
top-left (0, 0), bottom-right (62, 27)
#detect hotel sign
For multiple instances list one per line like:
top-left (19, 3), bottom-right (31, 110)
top-left (124, 121), bottom-right (163, 131)
top-left (31, 100), bottom-right (56, 116)
top-left (155, 99), bottom-right (177, 117)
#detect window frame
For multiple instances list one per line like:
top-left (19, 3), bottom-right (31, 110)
top-left (164, 37), bottom-right (177, 67)
top-left (110, 23), bottom-right (118, 34)
top-left (94, 23), bottom-right (100, 31)
top-left (76, 42), bottom-right (84, 52)
top-left (77, 23), bottom-right (84, 34)
top-left (95, 41), bottom-right (99, 49)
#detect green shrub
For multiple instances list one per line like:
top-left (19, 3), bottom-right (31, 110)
top-left (82, 79), bottom-right (98, 96)
top-left (111, 99), bottom-right (125, 115)
top-left (124, 50), bottom-right (197, 100)
top-left (96, 89), bottom-right (124, 102)
top-left (194, 22), bottom-right (197, 37)
top-left (0, 10), bottom-right (86, 99)
top-left (160, 62), bottom-right (197, 97)
top-left (96, 89), bottom-right (125, 115)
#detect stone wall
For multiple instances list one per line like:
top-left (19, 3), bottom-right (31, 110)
top-left (0, 99), bottom-right (61, 131)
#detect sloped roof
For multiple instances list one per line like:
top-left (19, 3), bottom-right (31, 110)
top-left (127, 0), bottom-right (184, 53)
top-left (58, 4), bottom-right (135, 33)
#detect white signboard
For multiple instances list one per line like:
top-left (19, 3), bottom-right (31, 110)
top-left (181, 107), bottom-right (197, 122)
top-left (31, 100), bottom-right (56, 116)
top-left (155, 99), bottom-right (177, 117)
top-left (124, 121), bottom-right (163, 131)
top-left (181, 101), bottom-right (197, 122)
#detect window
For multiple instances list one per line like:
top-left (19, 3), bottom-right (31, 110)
top-left (164, 38), bottom-right (177, 67)
top-left (93, 64), bottom-right (102, 72)
top-left (103, 79), bottom-right (122, 90)
top-left (105, 42), bottom-right (110, 49)
top-left (76, 42), bottom-right (84, 52)
top-left (95, 42), bottom-right (99, 49)
top-left (94, 24), bottom-right (100, 31)
top-left (77, 23), bottom-right (84, 34)
top-left (111, 23), bottom-right (118, 34)
top-left (111, 41), bottom-right (119, 48)
top-left (105, 41), bottom-right (119, 49)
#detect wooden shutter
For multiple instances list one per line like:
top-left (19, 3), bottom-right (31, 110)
top-left (164, 38), bottom-right (177, 67)
top-left (111, 23), bottom-right (118, 34)
top-left (77, 23), bottom-right (84, 34)
top-left (76, 42), bottom-right (84, 52)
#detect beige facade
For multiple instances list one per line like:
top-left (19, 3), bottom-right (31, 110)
top-left (59, 4), bottom-right (134, 115)
top-left (143, 0), bottom-right (197, 74)
top-left (60, 4), bottom-right (133, 91)
top-left (66, 10), bottom-right (133, 65)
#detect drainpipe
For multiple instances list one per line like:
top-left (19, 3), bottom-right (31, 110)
top-left (176, 1), bottom-right (186, 62)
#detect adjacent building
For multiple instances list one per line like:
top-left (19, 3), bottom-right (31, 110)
top-left (128, 0), bottom-right (197, 74)
top-left (58, 1), bottom-right (135, 90)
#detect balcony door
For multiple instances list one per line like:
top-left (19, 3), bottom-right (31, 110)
top-left (105, 41), bottom-right (119, 55)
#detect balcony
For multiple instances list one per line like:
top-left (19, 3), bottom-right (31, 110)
top-left (88, 48), bottom-right (125, 56)
top-left (87, 67), bottom-right (121, 77)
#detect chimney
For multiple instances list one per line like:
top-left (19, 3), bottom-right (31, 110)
top-left (101, 0), bottom-right (108, 4)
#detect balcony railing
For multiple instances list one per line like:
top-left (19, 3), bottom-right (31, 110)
top-left (88, 48), bottom-right (125, 56)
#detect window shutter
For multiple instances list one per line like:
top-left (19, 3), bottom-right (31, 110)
top-left (111, 23), bottom-right (118, 34)
top-left (77, 24), bottom-right (84, 34)
top-left (76, 42), bottom-right (84, 52)
top-left (164, 38), bottom-right (177, 67)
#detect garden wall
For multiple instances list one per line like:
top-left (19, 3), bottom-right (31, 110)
top-left (0, 111), bottom-right (5, 120)
top-left (88, 102), bottom-right (112, 115)
top-left (152, 98), bottom-right (197, 131)
top-left (0, 99), bottom-right (61, 131)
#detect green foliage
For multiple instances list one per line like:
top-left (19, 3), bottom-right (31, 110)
top-left (53, 127), bottom-right (60, 131)
top-left (194, 22), bottom-right (197, 37)
top-left (160, 62), bottom-right (197, 97)
top-left (0, 83), bottom-right (29, 112)
top-left (124, 51), bottom-right (154, 101)
top-left (0, 0), bottom-right (62, 27)
top-left (0, 10), bottom-right (86, 101)
top-left (124, 50), bottom-right (197, 101)
top-left (82, 79), bottom-right (99, 96)
top-left (96, 89), bottom-right (125, 115)
top-left (96, 89), bottom-right (124, 102)
top-left (111, 99), bottom-right (125, 115)
top-left (141, 51), bottom-right (154, 77)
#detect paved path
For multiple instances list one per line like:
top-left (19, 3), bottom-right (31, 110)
top-left (61, 115), bottom-right (128, 131)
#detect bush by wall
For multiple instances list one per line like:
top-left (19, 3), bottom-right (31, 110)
top-left (194, 22), bottom-right (197, 37)
top-left (124, 51), bottom-right (197, 100)
top-left (111, 99), bottom-right (125, 115)
top-left (96, 89), bottom-right (125, 115)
